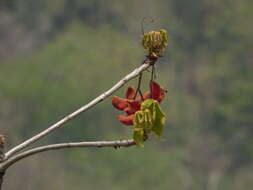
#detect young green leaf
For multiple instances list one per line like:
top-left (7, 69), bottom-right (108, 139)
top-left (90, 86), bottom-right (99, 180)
top-left (133, 111), bottom-right (146, 147)
top-left (151, 103), bottom-right (166, 137)
top-left (133, 99), bottom-right (166, 146)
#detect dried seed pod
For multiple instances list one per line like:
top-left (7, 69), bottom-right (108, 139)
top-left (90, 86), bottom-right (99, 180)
top-left (142, 29), bottom-right (169, 58)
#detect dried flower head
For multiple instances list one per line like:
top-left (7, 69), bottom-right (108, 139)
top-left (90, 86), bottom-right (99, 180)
top-left (142, 29), bottom-right (168, 57)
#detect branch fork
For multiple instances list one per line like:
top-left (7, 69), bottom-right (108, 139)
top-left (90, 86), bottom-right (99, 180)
top-left (0, 62), bottom-right (151, 176)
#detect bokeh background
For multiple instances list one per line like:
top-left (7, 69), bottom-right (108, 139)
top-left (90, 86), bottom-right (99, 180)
top-left (0, 0), bottom-right (252, 189)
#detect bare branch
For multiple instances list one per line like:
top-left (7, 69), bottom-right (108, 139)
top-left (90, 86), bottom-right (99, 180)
top-left (1, 139), bottom-right (135, 170)
top-left (5, 63), bottom-right (150, 159)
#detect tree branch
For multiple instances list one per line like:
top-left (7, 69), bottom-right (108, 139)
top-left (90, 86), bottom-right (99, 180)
top-left (4, 63), bottom-right (150, 159)
top-left (1, 139), bottom-right (135, 170)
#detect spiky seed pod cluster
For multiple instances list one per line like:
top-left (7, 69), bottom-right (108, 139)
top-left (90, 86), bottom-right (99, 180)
top-left (142, 29), bottom-right (168, 57)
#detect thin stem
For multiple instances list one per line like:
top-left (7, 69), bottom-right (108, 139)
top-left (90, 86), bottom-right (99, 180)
top-left (134, 72), bottom-right (144, 100)
top-left (150, 65), bottom-right (155, 98)
top-left (1, 139), bottom-right (135, 170)
top-left (5, 63), bottom-right (151, 160)
top-left (153, 65), bottom-right (157, 79)
top-left (149, 65), bottom-right (154, 98)
top-left (141, 17), bottom-right (154, 35)
top-left (138, 89), bottom-right (144, 100)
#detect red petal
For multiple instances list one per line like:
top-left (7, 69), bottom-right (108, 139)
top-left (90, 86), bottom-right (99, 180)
top-left (125, 86), bottom-right (136, 100)
top-left (112, 96), bottom-right (128, 111)
top-left (143, 92), bottom-right (150, 100)
top-left (134, 96), bottom-right (143, 102)
top-left (117, 114), bottom-right (134, 125)
top-left (123, 100), bottom-right (141, 115)
top-left (145, 81), bottom-right (167, 102)
top-left (150, 81), bottom-right (161, 100)
top-left (157, 87), bottom-right (167, 103)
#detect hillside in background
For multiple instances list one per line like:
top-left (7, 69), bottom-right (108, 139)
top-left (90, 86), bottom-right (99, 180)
top-left (0, 0), bottom-right (252, 189)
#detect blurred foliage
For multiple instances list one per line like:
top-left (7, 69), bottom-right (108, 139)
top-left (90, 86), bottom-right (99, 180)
top-left (0, 0), bottom-right (253, 189)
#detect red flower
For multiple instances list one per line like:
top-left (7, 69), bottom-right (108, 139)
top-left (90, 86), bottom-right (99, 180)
top-left (112, 81), bottom-right (167, 125)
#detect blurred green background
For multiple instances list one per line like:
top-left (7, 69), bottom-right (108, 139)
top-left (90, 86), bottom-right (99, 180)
top-left (0, 0), bottom-right (252, 189)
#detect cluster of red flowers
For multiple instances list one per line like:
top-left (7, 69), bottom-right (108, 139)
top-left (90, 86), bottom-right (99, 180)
top-left (112, 81), bottom-right (167, 125)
